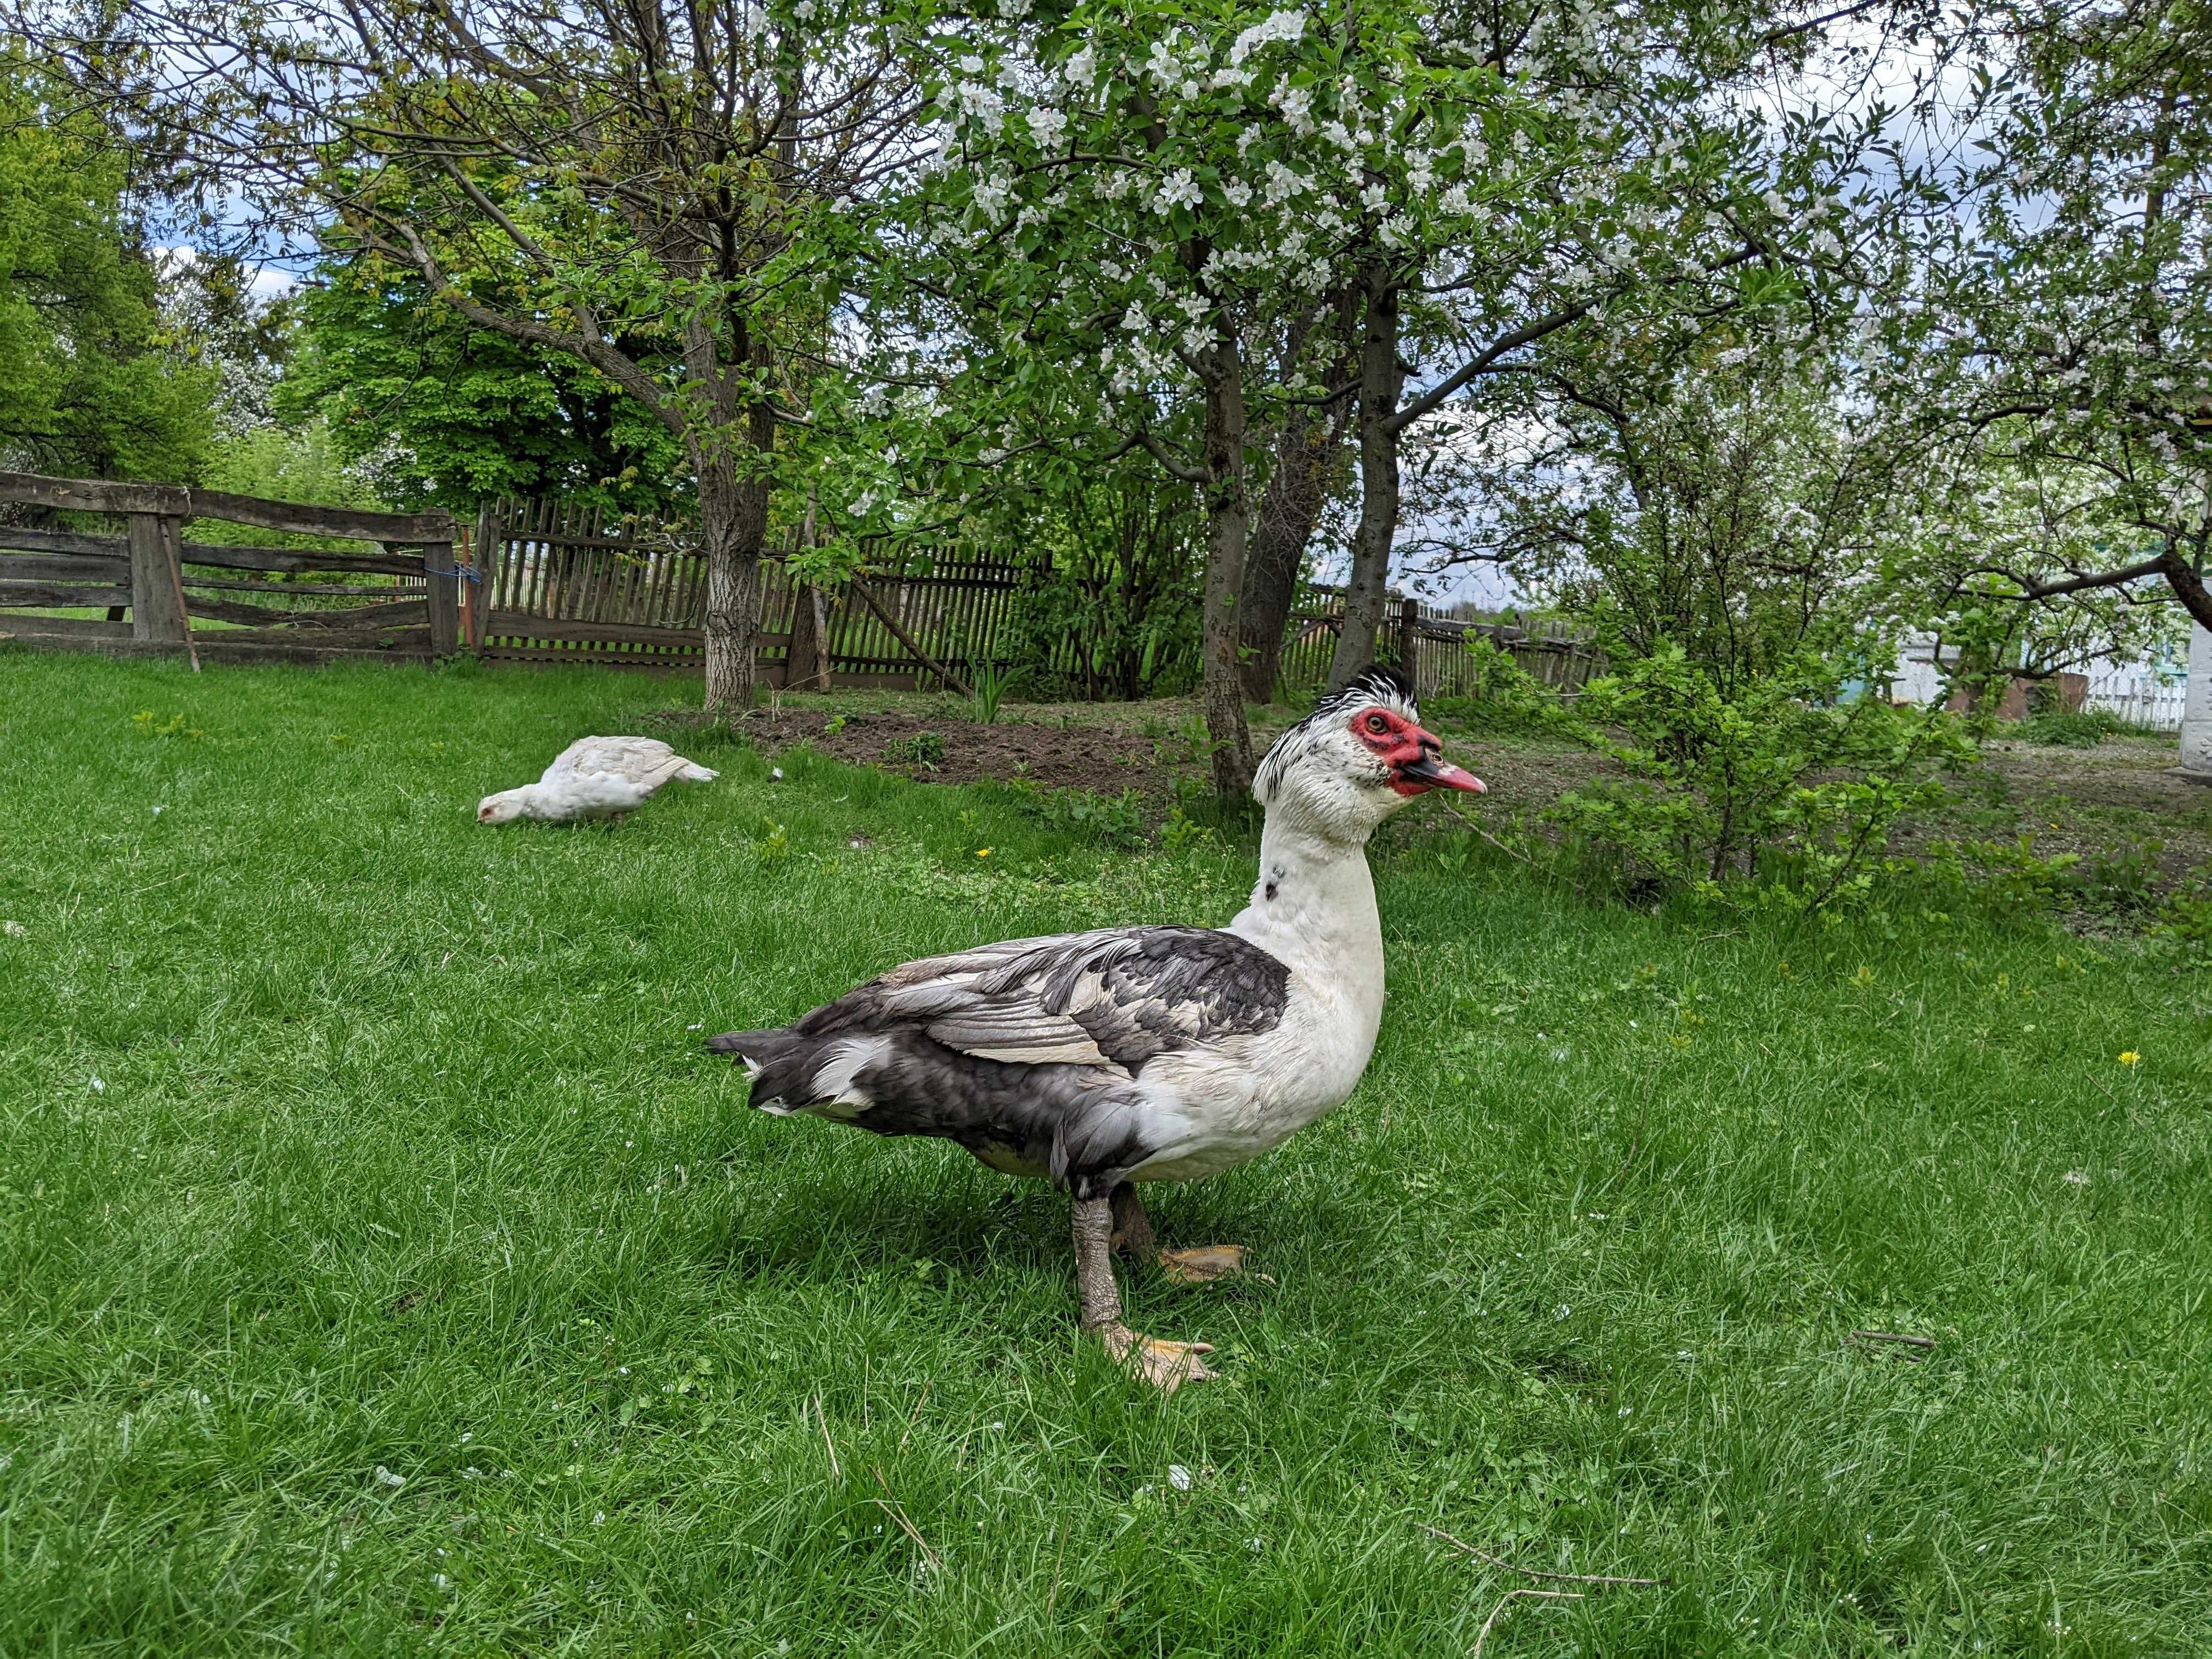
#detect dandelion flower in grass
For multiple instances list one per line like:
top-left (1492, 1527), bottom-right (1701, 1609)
top-left (976, 848), bottom-right (992, 858)
top-left (2118, 1051), bottom-right (2140, 1066)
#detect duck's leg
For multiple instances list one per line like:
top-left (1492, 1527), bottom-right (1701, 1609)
top-left (1110, 1182), bottom-right (1268, 1284)
top-left (1071, 1196), bottom-right (1216, 1393)
top-left (1108, 1182), bottom-right (1156, 1256)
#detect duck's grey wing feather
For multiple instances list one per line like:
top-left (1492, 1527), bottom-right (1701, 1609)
top-left (710, 926), bottom-right (1290, 1195)
top-left (801, 926), bottom-right (1289, 1071)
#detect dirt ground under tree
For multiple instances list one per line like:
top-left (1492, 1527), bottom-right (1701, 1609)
top-left (668, 692), bottom-right (2212, 895)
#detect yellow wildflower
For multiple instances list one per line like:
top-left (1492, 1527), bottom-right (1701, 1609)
top-left (2118, 1051), bottom-right (2140, 1067)
top-left (975, 848), bottom-right (992, 859)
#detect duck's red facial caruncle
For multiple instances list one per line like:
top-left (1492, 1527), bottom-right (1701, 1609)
top-left (1348, 706), bottom-right (1487, 798)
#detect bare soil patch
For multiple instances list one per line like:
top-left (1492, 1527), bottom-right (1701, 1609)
top-left (714, 707), bottom-right (1186, 797)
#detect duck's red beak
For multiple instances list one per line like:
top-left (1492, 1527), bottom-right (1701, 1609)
top-left (1392, 729), bottom-right (1486, 797)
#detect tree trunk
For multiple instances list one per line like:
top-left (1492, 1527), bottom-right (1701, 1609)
top-left (1200, 325), bottom-right (1257, 799)
top-left (696, 331), bottom-right (777, 712)
top-left (1328, 263), bottom-right (1406, 693)
top-left (699, 456), bottom-right (761, 711)
top-left (1241, 400), bottom-right (1352, 701)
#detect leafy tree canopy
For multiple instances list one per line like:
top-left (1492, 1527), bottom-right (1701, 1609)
top-left (279, 256), bottom-right (691, 517)
top-left (0, 59), bottom-right (215, 481)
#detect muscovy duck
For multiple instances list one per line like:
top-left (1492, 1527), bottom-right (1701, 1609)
top-left (478, 736), bottom-right (717, 824)
top-left (708, 665), bottom-right (1483, 1389)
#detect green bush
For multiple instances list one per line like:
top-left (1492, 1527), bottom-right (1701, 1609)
top-left (1470, 639), bottom-right (1975, 912)
top-left (2016, 706), bottom-right (2128, 748)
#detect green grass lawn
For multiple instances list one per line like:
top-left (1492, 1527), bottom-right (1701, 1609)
top-left (2, 653), bottom-right (2207, 1657)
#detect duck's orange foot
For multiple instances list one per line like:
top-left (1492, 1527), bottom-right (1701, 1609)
top-left (1098, 1324), bottom-right (1217, 1393)
top-left (1158, 1244), bottom-right (1272, 1285)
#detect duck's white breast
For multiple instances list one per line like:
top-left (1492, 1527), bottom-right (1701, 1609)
top-left (1124, 967), bottom-right (1383, 1183)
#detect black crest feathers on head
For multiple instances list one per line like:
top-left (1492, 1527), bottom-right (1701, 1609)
top-left (1313, 663), bottom-right (1417, 721)
top-left (1252, 664), bottom-right (1420, 803)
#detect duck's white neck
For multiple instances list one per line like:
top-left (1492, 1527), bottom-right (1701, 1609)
top-left (1226, 813), bottom-right (1383, 988)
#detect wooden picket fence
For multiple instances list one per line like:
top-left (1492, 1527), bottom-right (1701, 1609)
top-left (1274, 589), bottom-right (1603, 701)
top-left (0, 471), bottom-right (461, 663)
top-left (472, 498), bottom-right (1024, 689)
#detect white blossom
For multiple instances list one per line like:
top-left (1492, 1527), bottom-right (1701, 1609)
top-left (1063, 44), bottom-right (1096, 87)
top-left (1223, 178), bottom-right (1251, 206)
top-left (955, 81), bottom-right (1004, 133)
top-left (1154, 167), bottom-right (1203, 214)
top-left (1229, 7), bottom-right (1307, 66)
top-left (1273, 83), bottom-right (1316, 134)
top-left (1028, 105), bottom-right (1068, 147)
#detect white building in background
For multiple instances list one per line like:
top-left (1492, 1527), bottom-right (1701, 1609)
top-left (1887, 633), bottom-right (2191, 733)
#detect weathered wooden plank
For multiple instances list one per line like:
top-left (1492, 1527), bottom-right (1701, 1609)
top-left (182, 575), bottom-right (408, 596)
top-left (0, 581), bottom-right (135, 609)
top-left (0, 613), bottom-right (133, 639)
top-left (178, 542), bottom-right (427, 577)
top-left (182, 597), bottom-right (430, 631)
top-left (0, 471), bottom-right (190, 515)
top-left (484, 612), bottom-right (704, 648)
top-left (189, 624), bottom-right (431, 649)
top-left (184, 487), bottom-right (454, 544)
top-left (0, 552), bottom-right (132, 584)
top-left (0, 524), bottom-right (130, 558)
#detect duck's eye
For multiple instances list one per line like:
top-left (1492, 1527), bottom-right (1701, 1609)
top-left (1364, 713), bottom-right (1390, 735)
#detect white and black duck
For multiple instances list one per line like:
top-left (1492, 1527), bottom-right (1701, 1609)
top-left (708, 666), bottom-right (1485, 1389)
top-left (478, 736), bottom-right (717, 825)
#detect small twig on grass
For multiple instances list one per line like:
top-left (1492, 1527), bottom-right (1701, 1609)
top-left (1598, 1062), bottom-right (1661, 1197)
top-left (1849, 1329), bottom-right (1937, 1353)
top-left (1436, 798), bottom-right (1593, 898)
top-left (1424, 1526), bottom-right (1670, 1588)
top-left (1470, 1589), bottom-right (1584, 1658)
top-left (896, 1379), bottom-right (933, 1455)
top-left (812, 1392), bottom-right (841, 1482)
top-left (872, 1469), bottom-right (943, 1572)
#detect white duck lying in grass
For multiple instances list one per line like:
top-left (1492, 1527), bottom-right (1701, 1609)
top-left (709, 665), bottom-right (1485, 1390)
top-left (478, 736), bottom-right (717, 825)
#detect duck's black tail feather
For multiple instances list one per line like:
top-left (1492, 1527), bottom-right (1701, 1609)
top-left (706, 1028), bottom-right (817, 1107)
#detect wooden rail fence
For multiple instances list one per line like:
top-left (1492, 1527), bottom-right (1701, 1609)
top-left (0, 471), bottom-right (461, 664)
top-left (2, 477), bottom-right (1601, 701)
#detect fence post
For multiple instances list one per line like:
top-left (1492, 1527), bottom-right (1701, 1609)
top-left (470, 500), bottom-right (500, 650)
top-left (422, 540), bottom-right (461, 656)
top-left (1396, 597), bottom-right (1419, 687)
top-left (124, 512), bottom-right (190, 644)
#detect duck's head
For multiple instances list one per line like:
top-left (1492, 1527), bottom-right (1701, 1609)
top-left (477, 788), bottom-right (529, 824)
top-left (1253, 664), bottom-right (1484, 841)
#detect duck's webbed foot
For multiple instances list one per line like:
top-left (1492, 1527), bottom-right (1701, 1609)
top-left (1158, 1244), bottom-right (1270, 1285)
top-left (1098, 1324), bottom-right (1217, 1392)
top-left (1108, 1185), bottom-right (1271, 1285)
top-left (1073, 1195), bottom-right (1216, 1393)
